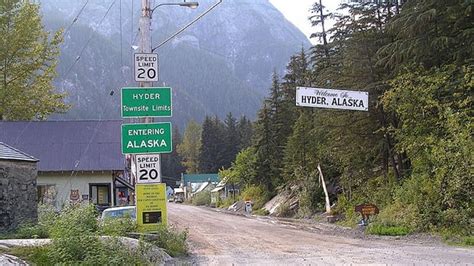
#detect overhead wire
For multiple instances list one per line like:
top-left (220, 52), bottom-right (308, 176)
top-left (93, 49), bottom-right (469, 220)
top-left (63, 0), bottom-right (118, 79)
top-left (152, 0), bottom-right (223, 51)
top-left (64, 0), bottom-right (90, 36)
top-left (58, 0), bottom-right (121, 202)
top-left (10, 0), bottom-right (91, 146)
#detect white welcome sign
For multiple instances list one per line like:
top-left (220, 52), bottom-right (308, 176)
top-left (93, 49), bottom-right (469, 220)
top-left (296, 87), bottom-right (368, 111)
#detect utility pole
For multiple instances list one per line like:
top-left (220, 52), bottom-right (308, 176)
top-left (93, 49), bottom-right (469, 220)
top-left (139, 0), bottom-right (152, 94)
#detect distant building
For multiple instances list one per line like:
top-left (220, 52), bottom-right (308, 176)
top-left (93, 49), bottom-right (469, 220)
top-left (180, 173), bottom-right (220, 200)
top-left (0, 120), bottom-right (133, 210)
top-left (0, 142), bottom-right (39, 231)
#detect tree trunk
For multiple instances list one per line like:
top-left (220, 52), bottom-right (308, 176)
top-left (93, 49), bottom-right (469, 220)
top-left (317, 164), bottom-right (331, 213)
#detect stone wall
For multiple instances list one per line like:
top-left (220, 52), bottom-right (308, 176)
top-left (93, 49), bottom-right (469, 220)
top-left (0, 160), bottom-right (38, 231)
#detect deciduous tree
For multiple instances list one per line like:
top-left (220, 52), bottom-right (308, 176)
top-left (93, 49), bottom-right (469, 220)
top-left (0, 0), bottom-right (68, 120)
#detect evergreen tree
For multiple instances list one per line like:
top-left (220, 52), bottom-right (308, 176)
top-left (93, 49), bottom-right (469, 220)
top-left (237, 115), bottom-right (253, 150)
top-left (222, 112), bottom-right (240, 168)
top-left (0, 0), bottom-right (68, 120)
top-left (253, 103), bottom-right (276, 192)
top-left (309, 0), bottom-right (332, 58)
top-left (198, 116), bottom-right (225, 173)
top-left (378, 0), bottom-right (473, 71)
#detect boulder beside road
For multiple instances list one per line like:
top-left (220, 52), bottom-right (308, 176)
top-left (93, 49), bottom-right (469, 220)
top-left (0, 254), bottom-right (28, 266)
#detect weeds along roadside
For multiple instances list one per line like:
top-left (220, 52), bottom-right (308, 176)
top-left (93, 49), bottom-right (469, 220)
top-left (1, 204), bottom-right (188, 265)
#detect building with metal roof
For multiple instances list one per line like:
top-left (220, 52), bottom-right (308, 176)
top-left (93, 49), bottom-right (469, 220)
top-left (0, 120), bottom-right (131, 210)
top-left (0, 142), bottom-right (38, 162)
top-left (0, 120), bottom-right (123, 171)
top-left (0, 142), bottom-right (39, 230)
top-left (182, 173), bottom-right (220, 184)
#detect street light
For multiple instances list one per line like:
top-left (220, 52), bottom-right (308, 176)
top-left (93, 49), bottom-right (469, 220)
top-left (151, 1), bottom-right (199, 13)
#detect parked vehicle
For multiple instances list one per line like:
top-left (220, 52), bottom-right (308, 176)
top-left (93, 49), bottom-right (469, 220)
top-left (174, 194), bottom-right (184, 203)
top-left (101, 206), bottom-right (136, 220)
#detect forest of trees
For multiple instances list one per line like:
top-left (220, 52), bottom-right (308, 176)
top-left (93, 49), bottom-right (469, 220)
top-left (217, 0), bottom-right (473, 236)
top-left (170, 114), bottom-right (253, 177)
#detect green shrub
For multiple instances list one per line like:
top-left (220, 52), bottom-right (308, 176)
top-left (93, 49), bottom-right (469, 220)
top-left (11, 240), bottom-right (148, 265)
top-left (373, 201), bottom-right (421, 231)
top-left (218, 197), bottom-right (236, 208)
top-left (252, 208), bottom-right (269, 216)
top-left (46, 204), bottom-right (148, 264)
top-left (49, 204), bottom-right (99, 239)
top-left (8, 246), bottom-right (51, 266)
top-left (334, 195), bottom-right (364, 227)
top-left (150, 225), bottom-right (188, 257)
top-left (241, 185), bottom-right (268, 210)
top-left (192, 191), bottom-right (211, 206)
top-left (462, 236), bottom-right (474, 246)
top-left (37, 204), bottom-right (59, 232)
top-left (99, 217), bottom-right (137, 237)
top-left (47, 204), bottom-right (101, 263)
top-left (14, 223), bottom-right (49, 239)
top-left (276, 202), bottom-right (294, 217)
top-left (367, 224), bottom-right (411, 236)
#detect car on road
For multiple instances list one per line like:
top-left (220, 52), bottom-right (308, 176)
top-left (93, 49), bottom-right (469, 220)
top-left (100, 206), bottom-right (136, 220)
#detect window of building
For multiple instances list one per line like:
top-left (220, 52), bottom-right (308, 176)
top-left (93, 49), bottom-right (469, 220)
top-left (89, 184), bottom-right (111, 206)
top-left (37, 184), bottom-right (57, 205)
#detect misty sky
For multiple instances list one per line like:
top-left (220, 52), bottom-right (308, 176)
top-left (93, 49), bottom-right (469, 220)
top-left (270, 0), bottom-right (342, 44)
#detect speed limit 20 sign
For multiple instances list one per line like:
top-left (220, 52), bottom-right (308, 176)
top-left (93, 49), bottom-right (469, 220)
top-left (135, 154), bottom-right (161, 183)
top-left (134, 53), bottom-right (158, 82)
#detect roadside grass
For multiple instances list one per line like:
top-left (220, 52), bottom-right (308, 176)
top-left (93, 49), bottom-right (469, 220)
top-left (148, 226), bottom-right (188, 257)
top-left (0, 223), bottom-right (49, 240)
top-left (217, 197), bottom-right (236, 209)
top-left (252, 208), bottom-right (269, 216)
top-left (440, 231), bottom-right (474, 247)
top-left (3, 204), bottom-right (189, 264)
top-left (462, 236), bottom-right (474, 246)
top-left (366, 224), bottom-right (411, 236)
top-left (6, 246), bottom-right (51, 266)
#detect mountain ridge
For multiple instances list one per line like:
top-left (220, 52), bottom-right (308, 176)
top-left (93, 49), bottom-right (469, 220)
top-left (41, 0), bottom-right (311, 127)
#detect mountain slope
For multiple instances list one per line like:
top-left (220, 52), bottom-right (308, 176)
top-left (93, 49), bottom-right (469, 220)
top-left (41, 0), bottom-right (311, 126)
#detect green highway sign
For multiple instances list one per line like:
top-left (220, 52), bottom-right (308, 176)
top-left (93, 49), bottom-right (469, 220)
top-left (121, 123), bottom-right (172, 154)
top-left (121, 87), bottom-right (172, 118)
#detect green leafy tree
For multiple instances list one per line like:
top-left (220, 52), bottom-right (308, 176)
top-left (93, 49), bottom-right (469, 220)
top-left (219, 147), bottom-right (257, 187)
top-left (177, 120), bottom-right (202, 174)
top-left (0, 0), bottom-right (68, 120)
top-left (383, 65), bottom-right (473, 231)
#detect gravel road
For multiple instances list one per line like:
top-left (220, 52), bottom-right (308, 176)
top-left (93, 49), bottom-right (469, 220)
top-left (168, 203), bottom-right (473, 265)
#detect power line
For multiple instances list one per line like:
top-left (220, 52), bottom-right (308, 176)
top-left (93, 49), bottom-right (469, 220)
top-left (64, 0), bottom-right (118, 79)
top-left (64, 0), bottom-right (90, 36)
top-left (152, 0), bottom-right (223, 51)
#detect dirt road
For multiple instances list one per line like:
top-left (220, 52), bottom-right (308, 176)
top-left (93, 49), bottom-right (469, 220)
top-left (168, 203), bottom-right (473, 265)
